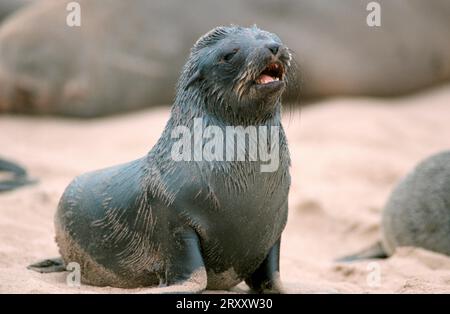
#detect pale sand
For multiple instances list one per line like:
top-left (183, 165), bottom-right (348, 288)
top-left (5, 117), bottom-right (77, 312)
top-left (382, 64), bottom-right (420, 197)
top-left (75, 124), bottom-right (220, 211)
top-left (1, 85), bottom-right (450, 293)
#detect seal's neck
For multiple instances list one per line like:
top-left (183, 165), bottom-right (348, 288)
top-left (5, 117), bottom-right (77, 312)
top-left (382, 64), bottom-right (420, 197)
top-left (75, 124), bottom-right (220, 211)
top-left (149, 89), bottom-right (289, 175)
top-left (170, 90), bottom-right (283, 128)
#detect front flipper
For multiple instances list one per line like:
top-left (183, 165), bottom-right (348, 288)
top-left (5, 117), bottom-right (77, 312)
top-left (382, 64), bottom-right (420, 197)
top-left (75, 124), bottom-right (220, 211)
top-left (27, 257), bottom-right (66, 273)
top-left (245, 239), bottom-right (284, 294)
top-left (139, 228), bottom-right (207, 294)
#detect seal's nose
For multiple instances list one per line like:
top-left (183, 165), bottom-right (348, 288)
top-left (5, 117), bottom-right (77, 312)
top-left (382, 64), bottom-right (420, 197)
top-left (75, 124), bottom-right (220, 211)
top-left (266, 43), bottom-right (280, 56)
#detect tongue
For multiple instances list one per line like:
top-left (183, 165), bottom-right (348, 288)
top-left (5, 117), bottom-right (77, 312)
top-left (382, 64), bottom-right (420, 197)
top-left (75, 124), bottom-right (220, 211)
top-left (258, 74), bottom-right (275, 84)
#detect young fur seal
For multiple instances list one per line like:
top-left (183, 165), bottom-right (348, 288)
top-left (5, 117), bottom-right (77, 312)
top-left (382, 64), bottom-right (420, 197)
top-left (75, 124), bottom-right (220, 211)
top-left (28, 25), bottom-right (293, 293)
top-left (339, 151), bottom-right (450, 261)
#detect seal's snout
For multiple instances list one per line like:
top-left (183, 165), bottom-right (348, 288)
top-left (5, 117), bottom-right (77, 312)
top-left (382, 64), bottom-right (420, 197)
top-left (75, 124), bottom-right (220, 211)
top-left (250, 40), bottom-right (290, 96)
top-left (256, 62), bottom-right (284, 85)
top-left (253, 41), bottom-right (290, 89)
top-left (265, 43), bottom-right (280, 56)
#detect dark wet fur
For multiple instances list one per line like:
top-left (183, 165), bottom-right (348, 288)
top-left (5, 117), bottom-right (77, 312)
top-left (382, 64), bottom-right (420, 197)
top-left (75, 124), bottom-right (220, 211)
top-left (30, 26), bottom-right (292, 293)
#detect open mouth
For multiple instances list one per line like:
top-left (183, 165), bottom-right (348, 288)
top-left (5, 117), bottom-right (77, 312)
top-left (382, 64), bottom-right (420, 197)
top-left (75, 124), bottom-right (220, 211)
top-left (255, 62), bottom-right (284, 85)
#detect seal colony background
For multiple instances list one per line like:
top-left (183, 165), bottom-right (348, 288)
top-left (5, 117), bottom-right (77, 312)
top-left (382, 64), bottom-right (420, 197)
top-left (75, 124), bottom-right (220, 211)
top-left (1, 0), bottom-right (450, 293)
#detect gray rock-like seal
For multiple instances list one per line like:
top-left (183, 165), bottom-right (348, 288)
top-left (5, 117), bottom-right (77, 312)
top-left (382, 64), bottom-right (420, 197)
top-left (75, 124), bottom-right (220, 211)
top-left (339, 151), bottom-right (450, 261)
top-left (28, 25), bottom-right (293, 293)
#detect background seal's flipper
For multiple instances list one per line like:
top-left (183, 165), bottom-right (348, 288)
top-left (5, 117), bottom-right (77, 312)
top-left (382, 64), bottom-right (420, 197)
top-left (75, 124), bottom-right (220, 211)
top-left (0, 157), bottom-right (37, 192)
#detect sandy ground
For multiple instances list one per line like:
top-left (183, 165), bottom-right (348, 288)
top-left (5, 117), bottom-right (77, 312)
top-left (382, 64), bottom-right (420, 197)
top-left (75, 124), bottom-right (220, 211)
top-left (1, 85), bottom-right (450, 293)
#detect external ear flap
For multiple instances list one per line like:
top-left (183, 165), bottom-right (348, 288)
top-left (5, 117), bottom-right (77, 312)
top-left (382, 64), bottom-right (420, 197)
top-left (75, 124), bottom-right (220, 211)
top-left (185, 69), bottom-right (203, 90)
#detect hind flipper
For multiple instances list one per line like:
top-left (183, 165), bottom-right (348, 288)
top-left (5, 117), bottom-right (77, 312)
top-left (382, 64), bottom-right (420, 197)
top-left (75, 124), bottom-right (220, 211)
top-left (0, 158), bottom-right (27, 176)
top-left (0, 158), bottom-right (38, 192)
top-left (0, 177), bottom-right (37, 192)
top-left (336, 241), bottom-right (388, 262)
top-left (27, 258), bottom-right (66, 273)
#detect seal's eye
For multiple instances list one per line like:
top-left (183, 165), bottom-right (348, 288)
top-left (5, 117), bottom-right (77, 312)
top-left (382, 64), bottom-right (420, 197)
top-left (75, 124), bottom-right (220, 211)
top-left (221, 49), bottom-right (239, 62)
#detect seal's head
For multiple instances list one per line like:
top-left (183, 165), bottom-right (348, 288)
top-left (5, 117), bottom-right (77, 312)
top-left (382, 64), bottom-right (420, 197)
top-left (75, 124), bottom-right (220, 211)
top-left (178, 25), bottom-right (293, 123)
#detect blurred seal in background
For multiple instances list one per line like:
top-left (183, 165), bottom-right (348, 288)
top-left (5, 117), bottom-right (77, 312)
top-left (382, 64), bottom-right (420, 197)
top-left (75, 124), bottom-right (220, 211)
top-left (0, 0), bottom-right (449, 117)
top-left (339, 151), bottom-right (450, 261)
top-left (0, 0), bottom-right (33, 24)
